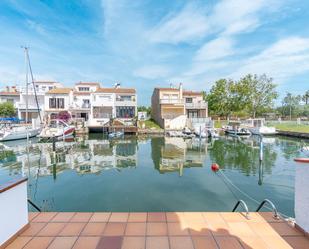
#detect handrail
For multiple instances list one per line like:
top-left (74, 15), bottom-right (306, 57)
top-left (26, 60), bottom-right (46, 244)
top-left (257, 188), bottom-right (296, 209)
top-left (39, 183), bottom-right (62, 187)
top-left (256, 199), bottom-right (279, 219)
top-left (232, 200), bottom-right (250, 219)
top-left (27, 199), bottom-right (41, 212)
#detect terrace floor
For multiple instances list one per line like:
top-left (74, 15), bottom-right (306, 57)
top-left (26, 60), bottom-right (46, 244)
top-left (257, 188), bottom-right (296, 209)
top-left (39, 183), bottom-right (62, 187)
top-left (3, 212), bottom-right (309, 249)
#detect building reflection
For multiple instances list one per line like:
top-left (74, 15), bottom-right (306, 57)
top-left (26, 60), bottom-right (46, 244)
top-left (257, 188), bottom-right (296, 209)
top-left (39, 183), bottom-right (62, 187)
top-left (0, 137), bottom-right (138, 179)
top-left (151, 137), bottom-right (209, 176)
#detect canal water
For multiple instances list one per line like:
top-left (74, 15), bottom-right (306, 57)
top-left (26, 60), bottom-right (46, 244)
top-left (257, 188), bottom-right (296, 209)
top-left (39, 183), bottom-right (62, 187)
top-left (0, 134), bottom-right (306, 217)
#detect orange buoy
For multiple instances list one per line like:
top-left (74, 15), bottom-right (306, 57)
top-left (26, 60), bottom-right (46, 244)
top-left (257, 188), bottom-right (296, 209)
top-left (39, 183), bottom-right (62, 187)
top-left (294, 158), bottom-right (309, 163)
top-left (211, 163), bottom-right (220, 172)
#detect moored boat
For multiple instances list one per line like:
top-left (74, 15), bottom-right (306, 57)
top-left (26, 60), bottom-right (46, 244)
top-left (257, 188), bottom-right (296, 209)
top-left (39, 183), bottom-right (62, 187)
top-left (244, 118), bottom-right (277, 135)
top-left (224, 121), bottom-right (251, 136)
top-left (0, 125), bottom-right (41, 141)
top-left (38, 120), bottom-right (75, 138)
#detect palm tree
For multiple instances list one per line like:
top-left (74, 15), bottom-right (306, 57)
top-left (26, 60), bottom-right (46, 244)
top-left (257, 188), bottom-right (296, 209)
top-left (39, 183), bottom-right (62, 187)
top-left (302, 90), bottom-right (309, 105)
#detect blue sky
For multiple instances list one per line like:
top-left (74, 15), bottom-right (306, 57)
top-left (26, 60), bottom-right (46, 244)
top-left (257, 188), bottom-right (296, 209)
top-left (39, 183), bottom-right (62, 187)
top-left (0, 0), bottom-right (309, 105)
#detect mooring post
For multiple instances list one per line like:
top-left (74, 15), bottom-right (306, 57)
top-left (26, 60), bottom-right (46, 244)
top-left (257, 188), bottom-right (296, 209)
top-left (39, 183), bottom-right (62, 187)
top-left (52, 134), bottom-right (56, 152)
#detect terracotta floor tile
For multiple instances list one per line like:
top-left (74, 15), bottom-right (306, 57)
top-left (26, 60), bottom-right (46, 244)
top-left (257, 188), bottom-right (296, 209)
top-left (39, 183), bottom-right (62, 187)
top-left (146, 223), bottom-right (168, 236)
top-left (81, 223), bottom-right (106, 236)
top-left (23, 237), bottom-right (54, 249)
top-left (284, 236), bottom-right (309, 249)
top-left (50, 212), bottom-right (75, 222)
top-left (28, 212), bottom-right (40, 221)
top-left (128, 213), bottom-right (147, 222)
top-left (220, 212), bottom-right (244, 223)
top-left (238, 236), bottom-right (269, 249)
top-left (202, 212), bottom-right (225, 223)
top-left (89, 212), bottom-right (111, 222)
top-left (269, 222), bottom-right (304, 236)
top-left (208, 221), bottom-right (230, 236)
top-left (72, 237), bottom-right (100, 249)
top-left (244, 212), bottom-right (268, 223)
top-left (227, 222), bottom-right (256, 237)
top-left (248, 222), bottom-right (280, 237)
top-left (122, 237), bottom-right (145, 249)
top-left (167, 223), bottom-right (189, 236)
top-left (192, 236), bottom-right (218, 249)
top-left (58, 223), bottom-right (86, 236)
top-left (37, 223), bottom-right (66, 237)
top-left (183, 212), bottom-right (204, 222)
top-left (166, 212), bottom-right (184, 223)
top-left (259, 212), bottom-right (283, 223)
top-left (32, 212), bottom-right (57, 223)
top-left (70, 212), bottom-right (93, 223)
top-left (47, 236), bottom-right (77, 249)
top-left (187, 222), bottom-right (211, 236)
top-left (5, 236), bottom-right (32, 249)
top-left (214, 236), bottom-right (243, 249)
top-left (146, 237), bottom-right (169, 249)
top-left (20, 223), bottom-right (47, 236)
top-left (147, 212), bottom-right (166, 222)
top-left (109, 213), bottom-right (129, 222)
top-left (262, 235), bottom-right (293, 249)
top-left (96, 236), bottom-right (123, 249)
top-left (104, 223), bottom-right (126, 236)
top-left (125, 223), bottom-right (146, 236)
top-left (169, 236), bottom-right (194, 249)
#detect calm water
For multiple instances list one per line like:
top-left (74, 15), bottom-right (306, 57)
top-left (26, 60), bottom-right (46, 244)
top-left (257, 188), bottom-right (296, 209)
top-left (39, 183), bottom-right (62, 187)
top-left (0, 134), bottom-right (307, 217)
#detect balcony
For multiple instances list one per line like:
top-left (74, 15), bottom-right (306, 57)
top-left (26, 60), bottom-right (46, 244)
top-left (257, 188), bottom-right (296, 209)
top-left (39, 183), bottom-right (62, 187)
top-left (185, 102), bottom-right (207, 109)
top-left (16, 103), bottom-right (42, 110)
top-left (160, 99), bottom-right (184, 105)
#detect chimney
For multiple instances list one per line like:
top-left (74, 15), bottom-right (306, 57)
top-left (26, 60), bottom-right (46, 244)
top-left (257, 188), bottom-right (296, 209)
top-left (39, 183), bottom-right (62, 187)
top-left (114, 83), bottom-right (121, 89)
top-left (179, 83), bottom-right (183, 99)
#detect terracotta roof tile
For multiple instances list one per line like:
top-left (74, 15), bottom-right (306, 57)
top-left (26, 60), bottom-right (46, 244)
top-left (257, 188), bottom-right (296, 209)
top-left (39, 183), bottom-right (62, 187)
top-left (46, 88), bottom-right (72, 94)
top-left (95, 88), bottom-right (136, 94)
top-left (0, 91), bottom-right (20, 96)
top-left (183, 90), bottom-right (203, 96)
top-left (75, 82), bottom-right (101, 86)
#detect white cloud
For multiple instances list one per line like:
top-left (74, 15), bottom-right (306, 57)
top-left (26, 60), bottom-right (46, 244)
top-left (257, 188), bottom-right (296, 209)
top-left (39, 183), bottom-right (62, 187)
top-left (194, 37), bottom-right (234, 61)
top-left (133, 65), bottom-right (170, 80)
top-left (230, 37), bottom-right (309, 81)
top-left (149, 3), bottom-right (209, 44)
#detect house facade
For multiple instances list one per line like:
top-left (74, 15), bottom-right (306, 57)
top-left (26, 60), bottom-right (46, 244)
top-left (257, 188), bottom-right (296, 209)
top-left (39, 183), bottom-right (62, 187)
top-left (44, 88), bottom-right (73, 119)
top-left (17, 81), bottom-right (62, 121)
top-left (71, 82), bottom-right (100, 121)
top-left (89, 86), bottom-right (137, 128)
top-left (0, 86), bottom-right (20, 110)
top-left (151, 84), bottom-right (208, 130)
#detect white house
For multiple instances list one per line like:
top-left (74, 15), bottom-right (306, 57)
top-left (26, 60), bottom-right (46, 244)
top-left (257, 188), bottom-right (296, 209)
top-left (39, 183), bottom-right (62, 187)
top-left (89, 86), bottom-right (137, 128)
top-left (0, 86), bottom-right (20, 109)
top-left (44, 87), bottom-right (73, 119)
top-left (17, 81), bottom-right (62, 121)
top-left (71, 82), bottom-right (101, 121)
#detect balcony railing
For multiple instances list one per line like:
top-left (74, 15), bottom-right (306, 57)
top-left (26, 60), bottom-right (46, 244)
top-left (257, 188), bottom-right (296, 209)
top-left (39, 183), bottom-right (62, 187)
top-left (160, 99), bottom-right (184, 104)
top-left (185, 102), bottom-right (207, 109)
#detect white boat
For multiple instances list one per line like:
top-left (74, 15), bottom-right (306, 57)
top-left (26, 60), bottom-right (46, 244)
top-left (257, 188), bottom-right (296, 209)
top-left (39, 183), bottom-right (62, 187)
top-left (39, 120), bottom-right (75, 138)
top-left (0, 125), bottom-right (41, 141)
top-left (244, 119), bottom-right (277, 135)
top-left (208, 128), bottom-right (220, 138)
top-left (108, 131), bottom-right (124, 138)
top-left (224, 121), bottom-right (251, 136)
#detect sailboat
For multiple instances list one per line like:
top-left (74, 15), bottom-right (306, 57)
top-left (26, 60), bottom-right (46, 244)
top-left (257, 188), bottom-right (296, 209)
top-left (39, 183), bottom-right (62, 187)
top-left (0, 47), bottom-right (42, 141)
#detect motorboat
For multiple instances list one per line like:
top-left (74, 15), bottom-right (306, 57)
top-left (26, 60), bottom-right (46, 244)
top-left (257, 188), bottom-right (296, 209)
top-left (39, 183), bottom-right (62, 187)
top-left (39, 120), bottom-right (75, 138)
top-left (208, 128), bottom-right (220, 138)
top-left (224, 121), bottom-right (251, 136)
top-left (108, 131), bottom-right (124, 138)
top-left (0, 125), bottom-right (41, 141)
top-left (183, 127), bottom-right (192, 135)
top-left (244, 118), bottom-right (277, 135)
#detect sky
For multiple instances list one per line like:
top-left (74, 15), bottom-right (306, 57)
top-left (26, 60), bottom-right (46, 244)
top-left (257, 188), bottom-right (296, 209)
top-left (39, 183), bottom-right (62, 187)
top-left (0, 0), bottom-right (309, 105)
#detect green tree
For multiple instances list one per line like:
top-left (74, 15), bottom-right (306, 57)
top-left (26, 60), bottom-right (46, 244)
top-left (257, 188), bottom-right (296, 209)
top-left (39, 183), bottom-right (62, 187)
top-left (0, 102), bottom-right (16, 117)
top-left (137, 106), bottom-right (151, 116)
top-left (302, 90), bottom-right (309, 105)
top-left (238, 74), bottom-right (278, 118)
top-left (206, 79), bottom-right (236, 118)
top-left (281, 92), bottom-right (302, 119)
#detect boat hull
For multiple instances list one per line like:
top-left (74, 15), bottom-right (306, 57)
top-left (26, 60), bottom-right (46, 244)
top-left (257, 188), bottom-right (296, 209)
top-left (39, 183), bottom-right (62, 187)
top-left (294, 158), bottom-right (309, 163)
top-left (0, 127), bottom-right (41, 141)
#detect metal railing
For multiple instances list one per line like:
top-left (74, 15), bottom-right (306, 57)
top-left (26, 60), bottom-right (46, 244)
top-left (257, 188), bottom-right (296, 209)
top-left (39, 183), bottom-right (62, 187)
top-left (27, 199), bottom-right (41, 212)
top-left (232, 200), bottom-right (250, 219)
top-left (185, 102), bottom-right (207, 109)
top-left (256, 199), bottom-right (279, 219)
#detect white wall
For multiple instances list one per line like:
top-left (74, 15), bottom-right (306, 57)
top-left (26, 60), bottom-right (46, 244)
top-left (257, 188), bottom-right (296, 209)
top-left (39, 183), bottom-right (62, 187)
top-left (164, 115), bottom-right (187, 130)
top-left (0, 180), bottom-right (28, 246)
top-left (295, 163), bottom-right (309, 233)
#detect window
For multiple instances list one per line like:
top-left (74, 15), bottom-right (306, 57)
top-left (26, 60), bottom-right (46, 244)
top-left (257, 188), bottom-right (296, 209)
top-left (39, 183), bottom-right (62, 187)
top-left (116, 106), bottom-right (135, 118)
top-left (186, 98), bottom-right (193, 103)
top-left (78, 87), bottom-right (90, 92)
top-left (116, 95), bottom-right (132, 101)
top-left (49, 86), bottom-right (53, 90)
top-left (49, 98), bottom-right (64, 109)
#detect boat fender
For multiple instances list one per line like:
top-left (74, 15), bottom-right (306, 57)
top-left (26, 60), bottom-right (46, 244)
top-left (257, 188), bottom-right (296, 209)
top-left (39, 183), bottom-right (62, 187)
top-left (211, 163), bottom-right (220, 172)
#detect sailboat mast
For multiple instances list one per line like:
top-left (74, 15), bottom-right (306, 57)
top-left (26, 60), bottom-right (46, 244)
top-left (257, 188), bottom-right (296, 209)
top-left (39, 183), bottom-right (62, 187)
top-left (24, 47), bottom-right (29, 124)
